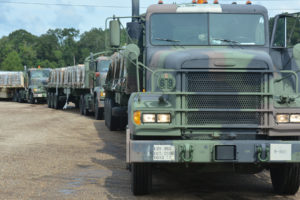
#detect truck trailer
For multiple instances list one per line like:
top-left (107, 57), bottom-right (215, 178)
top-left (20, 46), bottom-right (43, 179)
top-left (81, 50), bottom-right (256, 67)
top-left (104, 0), bottom-right (300, 195)
top-left (0, 71), bottom-right (24, 100)
top-left (47, 55), bottom-right (110, 120)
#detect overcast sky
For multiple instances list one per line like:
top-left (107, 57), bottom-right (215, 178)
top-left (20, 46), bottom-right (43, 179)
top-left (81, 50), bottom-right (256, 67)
top-left (0, 0), bottom-right (299, 38)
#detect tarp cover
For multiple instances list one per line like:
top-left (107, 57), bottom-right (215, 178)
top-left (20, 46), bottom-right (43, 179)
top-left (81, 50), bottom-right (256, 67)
top-left (0, 71), bottom-right (24, 88)
top-left (49, 65), bottom-right (85, 88)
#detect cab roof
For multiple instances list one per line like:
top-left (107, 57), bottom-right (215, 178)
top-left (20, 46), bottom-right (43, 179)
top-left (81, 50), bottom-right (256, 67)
top-left (146, 4), bottom-right (268, 19)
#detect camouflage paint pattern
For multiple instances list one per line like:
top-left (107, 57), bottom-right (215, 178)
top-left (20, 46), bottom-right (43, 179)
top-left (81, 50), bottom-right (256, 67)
top-left (106, 3), bottom-right (300, 163)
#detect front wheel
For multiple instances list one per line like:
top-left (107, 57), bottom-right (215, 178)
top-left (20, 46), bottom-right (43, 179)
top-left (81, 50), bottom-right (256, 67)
top-left (94, 98), bottom-right (104, 120)
top-left (131, 163), bottom-right (152, 196)
top-left (104, 98), bottom-right (119, 131)
top-left (270, 163), bottom-right (300, 195)
top-left (29, 92), bottom-right (34, 104)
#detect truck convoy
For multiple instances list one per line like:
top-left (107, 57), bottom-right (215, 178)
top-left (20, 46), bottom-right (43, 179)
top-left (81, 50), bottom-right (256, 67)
top-left (104, 0), bottom-right (300, 195)
top-left (0, 68), bottom-right (51, 103)
top-left (47, 55), bottom-right (110, 120)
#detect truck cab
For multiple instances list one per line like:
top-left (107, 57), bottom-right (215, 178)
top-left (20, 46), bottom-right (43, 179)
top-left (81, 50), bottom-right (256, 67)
top-left (106, 1), bottom-right (300, 195)
top-left (93, 56), bottom-right (111, 119)
top-left (20, 68), bottom-right (51, 104)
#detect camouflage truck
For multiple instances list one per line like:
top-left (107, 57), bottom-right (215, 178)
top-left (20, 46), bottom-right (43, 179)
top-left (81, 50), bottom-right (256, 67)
top-left (104, 0), bottom-right (300, 195)
top-left (47, 55), bottom-right (110, 120)
top-left (15, 67), bottom-right (51, 104)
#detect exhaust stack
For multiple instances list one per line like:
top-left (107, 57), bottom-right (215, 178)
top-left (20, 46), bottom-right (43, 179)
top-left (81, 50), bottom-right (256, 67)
top-left (132, 0), bottom-right (139, 22)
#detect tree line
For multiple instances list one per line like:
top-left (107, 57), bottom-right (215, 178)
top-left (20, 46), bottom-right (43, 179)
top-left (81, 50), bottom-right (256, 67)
top-left (1, 16), bottom-right (300, 71)
top-left (0, 28), bottom-right (126, 71)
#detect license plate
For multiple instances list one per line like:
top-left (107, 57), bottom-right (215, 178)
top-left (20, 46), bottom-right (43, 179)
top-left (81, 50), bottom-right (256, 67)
top-left (153, 145), bottom-right (175, 161)
top-left (270, 144), bottom-right (292, 161)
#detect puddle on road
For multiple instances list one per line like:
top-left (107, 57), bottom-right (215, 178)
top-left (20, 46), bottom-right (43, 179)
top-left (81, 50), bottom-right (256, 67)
top-left (58, 169), bottom-right (112, 196)
top-left (59, 189), bottom-right (76, 195)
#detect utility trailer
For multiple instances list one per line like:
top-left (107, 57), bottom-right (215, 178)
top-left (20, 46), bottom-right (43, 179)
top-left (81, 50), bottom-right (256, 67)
top-left (47, 55), bottom-right (110, 120)
top-left (0, 71), bottom-right (24, 100)
top-left (104, 0), bottom-right (300, 196)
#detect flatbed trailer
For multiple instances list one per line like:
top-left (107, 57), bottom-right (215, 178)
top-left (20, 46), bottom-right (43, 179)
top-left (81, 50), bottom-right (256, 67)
top-left (47, 55), bottom-right (110, 120)
top-left (0, 71), bottom-right (24, 100)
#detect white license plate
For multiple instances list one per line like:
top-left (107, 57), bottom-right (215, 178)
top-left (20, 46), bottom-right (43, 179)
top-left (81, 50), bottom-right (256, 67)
top-left (34, 94), bottom-right (42, 97)
top-left (153, 145), bottom-right (175, 161)
top-left (270, 144), bottom-right (292, 161)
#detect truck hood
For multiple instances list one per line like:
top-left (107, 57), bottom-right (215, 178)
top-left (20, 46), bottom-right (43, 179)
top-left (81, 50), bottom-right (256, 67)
top-left (148, 48), bottom-right (273, 70)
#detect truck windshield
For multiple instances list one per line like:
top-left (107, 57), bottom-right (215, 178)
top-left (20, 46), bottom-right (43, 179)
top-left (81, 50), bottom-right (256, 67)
top-left (151, 13), bottom-right (265, 46)
top-left (30, 70), bottom-right (50, 79)
top-left (98, 60), bottom-right (111, 72)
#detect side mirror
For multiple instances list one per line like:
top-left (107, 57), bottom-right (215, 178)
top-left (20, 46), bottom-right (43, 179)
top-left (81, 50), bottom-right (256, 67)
top-left (110, 19), bottom-right (121, 48)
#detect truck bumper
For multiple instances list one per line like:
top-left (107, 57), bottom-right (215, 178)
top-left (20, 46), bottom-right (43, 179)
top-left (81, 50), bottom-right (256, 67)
top-left (127, 131), bottom-right (300, 163)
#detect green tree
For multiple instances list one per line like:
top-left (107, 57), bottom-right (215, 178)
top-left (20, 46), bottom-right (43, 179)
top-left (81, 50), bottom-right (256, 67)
top-left (1, 51), bottom-right (23, 71)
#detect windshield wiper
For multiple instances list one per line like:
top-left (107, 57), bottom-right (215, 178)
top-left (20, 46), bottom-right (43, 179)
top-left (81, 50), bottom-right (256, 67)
top-left (155, 38), bottom-right (181, 43)
top-left (213, 38), bottom-right (240, 44)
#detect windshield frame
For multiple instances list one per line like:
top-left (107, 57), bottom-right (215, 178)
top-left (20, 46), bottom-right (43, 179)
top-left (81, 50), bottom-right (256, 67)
top-left (149, 12), bottom-right (267, 47)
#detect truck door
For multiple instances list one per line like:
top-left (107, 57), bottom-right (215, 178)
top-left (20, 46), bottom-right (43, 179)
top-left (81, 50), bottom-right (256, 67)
top-left (270, 12), bottom-right (300, 93)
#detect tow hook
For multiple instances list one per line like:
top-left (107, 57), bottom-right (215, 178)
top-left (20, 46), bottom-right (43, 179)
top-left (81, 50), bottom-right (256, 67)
top-left (256, 144), bottom-right (270, 162)
top-left (180, 144), bottom-right (194, 162)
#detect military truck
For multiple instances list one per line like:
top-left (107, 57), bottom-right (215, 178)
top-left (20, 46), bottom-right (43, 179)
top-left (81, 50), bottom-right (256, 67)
top-left (0, 71), bottom-right (24, 100)
top-left (104, 0), bottom-right (300, 195)
top-left (2, 68), bottom-right (51, 104)
top-left (19, 68), bottom-right (51, 104)
top-left (47, 55), bottom-right (110, 120)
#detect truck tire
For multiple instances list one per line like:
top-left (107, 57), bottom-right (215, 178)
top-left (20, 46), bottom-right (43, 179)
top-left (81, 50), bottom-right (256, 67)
top-left (29, 92), bottom-right (34, 104)
top-left (50, 93), bottom-right (54, 108)
top-left (47, 93), bottom-right (51, 108)
top-left (12, 92), bottom-right (17, 102)
top-left (131, 163), bottom-right (152, 195)
top-left (95, 98), bottom-right (104, 120)
top-left (104, 98), bottom-right (118, 131)
top-left (83, 97), bottom-right (90, 116)
top-left (17, 92), bottom-right (22, 103)
top-left (270, 163), bottom-right (300, 195)
top-left (53, 94), bottom-right (58, 109)
top-left (79, 95), bottom-right (84, 115)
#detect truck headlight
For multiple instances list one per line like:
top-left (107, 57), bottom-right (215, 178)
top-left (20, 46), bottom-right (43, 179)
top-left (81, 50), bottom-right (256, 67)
top-left (100, 92), bottom-right (106, 97)
top-left (157, 114), bottom-right (171, 123)
top-left (33, 88), bottom-right (39, 92)
top-left (290, 114), bottom-right (300, 123)
top-left (276, 114), bottom-right (289, 123)
top-left (142, 114), bottom-right (156, 123)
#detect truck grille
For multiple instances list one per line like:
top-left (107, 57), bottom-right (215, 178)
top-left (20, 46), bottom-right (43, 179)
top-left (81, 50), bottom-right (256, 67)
top-left (185, 72), bottom-right (264, 126)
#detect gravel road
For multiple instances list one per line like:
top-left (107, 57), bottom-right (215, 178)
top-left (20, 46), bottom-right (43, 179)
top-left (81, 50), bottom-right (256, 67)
top-left (0, 101), bottom-right (299, 200)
